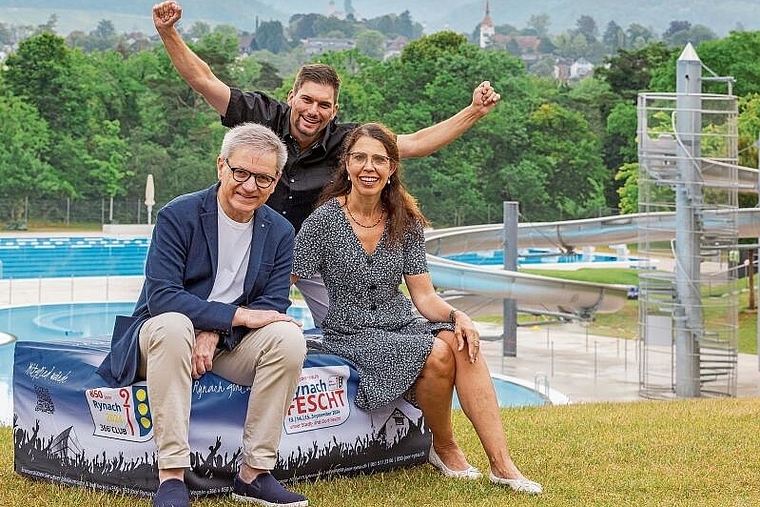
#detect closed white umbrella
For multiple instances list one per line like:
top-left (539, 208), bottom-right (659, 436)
top-left (144, 174), bottom-right (155, 225)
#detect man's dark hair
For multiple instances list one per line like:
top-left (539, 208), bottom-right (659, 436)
top-left (292, 63), bottom-right (342, 103)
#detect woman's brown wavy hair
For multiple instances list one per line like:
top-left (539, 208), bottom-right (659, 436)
top-left (317, 122), bottom-right (428, 247)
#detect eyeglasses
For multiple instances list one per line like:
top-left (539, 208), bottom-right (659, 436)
top-left (347, 151), bottom-right (391, 169)
top-left (225, 159), bottom-right (277, 188)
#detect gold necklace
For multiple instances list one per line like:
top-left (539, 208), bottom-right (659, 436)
top-left (346, 204), bottom-right (385, 229)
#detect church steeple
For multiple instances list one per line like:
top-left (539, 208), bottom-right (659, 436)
top-left (479, 1), bottom-right (495, 48)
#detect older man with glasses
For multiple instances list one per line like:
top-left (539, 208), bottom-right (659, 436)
top-left (98, 122), bottom-right (309, 507)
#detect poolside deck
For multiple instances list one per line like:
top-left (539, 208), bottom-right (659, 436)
top-left (0, 276), bottom-right (144, 307)
top-left (1, 273), bottom-right (757, 405)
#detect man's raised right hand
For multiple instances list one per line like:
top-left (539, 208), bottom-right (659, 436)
top-left (153, 1), bottom-right (182, 32)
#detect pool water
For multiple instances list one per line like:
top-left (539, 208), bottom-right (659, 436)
top-left (0, 237), bottom-right (149, 279)
top-left (0, 299), bottom-right (564, 426)
top-left (453, 372), bottom-right (569, 409)
top-left (0, 302), bottom-right (314, 426)
top-left (445, 249), bottom-right (634, 266)
top-left (0, 238), bottom-right (635, 281)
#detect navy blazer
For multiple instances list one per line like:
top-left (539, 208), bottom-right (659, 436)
top-left (97, 183), bottom-right (295, 387)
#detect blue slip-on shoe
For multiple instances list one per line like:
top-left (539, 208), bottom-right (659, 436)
top-left (232, 473), bottom-right (308, 506)
top-left (153, 478), bottom-right (190, 507)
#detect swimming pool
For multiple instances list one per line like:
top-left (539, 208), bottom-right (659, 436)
top-left (0, 237), bottom-right (639, 280)
top-left (0, 236), bottom-right (149, 279)
top-left (453, 373), bottom-right (569, 409)
top-left (0, 302), bottom-right (315, 426)
top-left (444, 248), bottom-right (638, 267)
top-left (0, 302), bottom-right (563, 426)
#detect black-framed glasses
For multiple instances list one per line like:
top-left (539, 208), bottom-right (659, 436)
top-left (347, 151), bottom-right (391, 169)
top-left (225, 159), bottom-right (277, 188)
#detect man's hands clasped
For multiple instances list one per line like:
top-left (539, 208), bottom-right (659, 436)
top-left (191, 308), bottom-right (301, 379)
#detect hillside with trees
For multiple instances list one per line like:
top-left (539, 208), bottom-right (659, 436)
top-left (1, 10), bottom-right (759, 227)
top-left (2, 0), bottom-right (760, 36)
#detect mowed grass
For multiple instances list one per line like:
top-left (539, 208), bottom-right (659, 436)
top-left (3, 398), bottom-right (760, 506)
top-left (520, 267), bottom-right (759, 354)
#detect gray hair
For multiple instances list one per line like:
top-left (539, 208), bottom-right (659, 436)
top-left (219, 123), bottom-right (288, 173)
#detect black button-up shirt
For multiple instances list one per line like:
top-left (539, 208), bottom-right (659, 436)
top-left (223, 88), bottom-right (357, 232)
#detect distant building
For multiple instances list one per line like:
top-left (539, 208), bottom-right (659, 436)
top-left (238, 34), bottom-right (255, 55)
top-left (478, 1), bottom-right (495, 49)
top-left (302, 37), bottom-right (355, 56)
top-left (488, 34), bottom-right (541, 55)
top-left (477, 1), bottom-right (541, 62)
top-left (553, 57), bottom-right (595, 82)
top-left (570, 57), bottom-right (594, 79)
top-left (554, 58), bottom-right (571, 82)
top-left (384, 36), bottom-right (408, 60)
top-left (327, 0), bottom-right (346, 20)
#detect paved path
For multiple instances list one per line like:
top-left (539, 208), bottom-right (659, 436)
top-left (479, 321), bottom-right (760, 403)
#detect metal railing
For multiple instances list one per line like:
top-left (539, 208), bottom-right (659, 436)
top-left (0, 198), bottom-right (166, 229)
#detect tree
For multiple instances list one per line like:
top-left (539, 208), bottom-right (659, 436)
top-left (256, 20), bottom-right (289, 54)
top-left (313, 16), bottom-right (356, 38)
top-left (662, 21), bottom-right (716, 48)
top-left (188, 21), bottom-right (211, 38)
top-left (650, 31), bottom-right (760, 97)
top-left (595, 42), bottom-right (675, 102)
top-left (527, 14), bottom-right (551, 38)
top-left (288, 13), bottom-right (323, 40)
top-left (4, 32), bottom-right (77, 132)
top-left (86, 19), bottom-right (122, 52)
top-left (678, 25), bottom-right (717, 47)
top-left (576, 15), bottom-right (598, 43)
top-left (560, 77), bottom-right (617, 137)
top-left (195, 28), bottom-right (241, 86)
top-left (95, 19), bottom-right (115, 39)
top-left (397, 11), bottom-right (423, 39)
top-left (0, 93), bottom-right (72, 212)
top-left (602, 21), bottom-right (625, 51)
top-left (82, 120), bottom-right (132, 222)
top-left (495, 24), bottom-right (519, 36)
top-left (344, 0), bottom-right (355, 17)
top-left (552, 31), bottom-right (589, 60)
top-left (625, 23), bottom-right (655, 49)
top-left (663, 20), bottom-right (691, 40)
top-left (737, 94), bottom-right (760, 209)
top-left (525, 103), bottom-right (608, 219)
top-left (604, 102), bottom-right (638, 168)
top-left (614, 162), bottom-right (639, 214)
top-left (34, 14), bottom-right (57, 33)
top-left (230, 58), bottom-right (283, 92)
top-left (528, 55), bottom-right (556, 78)
top-left (355, 30), bottom-right (386, 59)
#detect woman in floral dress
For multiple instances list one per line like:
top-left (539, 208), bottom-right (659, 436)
top-left (291, 122), bottom-right (542, 494)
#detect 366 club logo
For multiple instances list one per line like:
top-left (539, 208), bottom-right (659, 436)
top-left (85, 383), bottom-right (153, 442)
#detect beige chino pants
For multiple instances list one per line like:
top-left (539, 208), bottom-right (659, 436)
top-left (137, 312), bottom-right (306, 471)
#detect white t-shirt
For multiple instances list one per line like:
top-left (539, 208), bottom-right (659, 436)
top-left (207, 202), bottom-right (253, 303)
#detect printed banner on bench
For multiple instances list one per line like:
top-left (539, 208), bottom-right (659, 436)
top-left (13, 340), bottom-right (430, 497)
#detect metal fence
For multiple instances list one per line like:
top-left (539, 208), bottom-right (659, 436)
top-left (0, 198), bottom-right (167, 229)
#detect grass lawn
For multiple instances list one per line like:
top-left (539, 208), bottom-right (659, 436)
top-left (519, 267), bottom-right (758, 355)
top-left (2, 398), bottom-right (759, 506)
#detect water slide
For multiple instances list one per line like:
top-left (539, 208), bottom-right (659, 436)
top-left (425, 204), bottom-right (760, 319)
